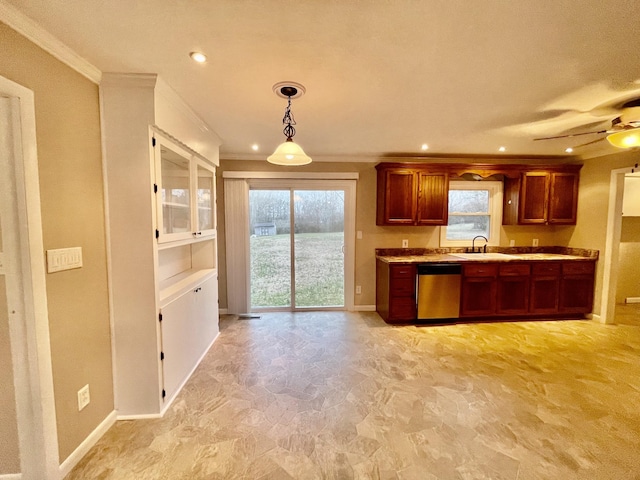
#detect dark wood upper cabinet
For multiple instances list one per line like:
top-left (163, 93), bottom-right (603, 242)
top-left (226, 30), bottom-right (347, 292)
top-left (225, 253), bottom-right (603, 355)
top-left (504, 167), bottom-right (580, 226)
top-left (378, 168), bottom-right (417, 225)
top-left (520, 172), bottom-right (550, 224)
top-left (548, 172), bottom-right (579, 224)
top-left (376, 164), bottom-right (448, 226)
top-left (377, 162), bottom-right (580, 227)
top-left (416, 172), bottom-right (449, 225)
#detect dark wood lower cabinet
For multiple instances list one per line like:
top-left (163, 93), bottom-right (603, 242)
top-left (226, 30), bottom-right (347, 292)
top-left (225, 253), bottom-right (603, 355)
top-left (376, 260), bottom-right (416, 323)
top-left (460, 264), bottom-right (497, 317)
top-left (560, 261), bottom-right (595, 313)
top-left (497, 263), bottom-right (530, 315)
top-left (377, 258), bottom-right (596, 323)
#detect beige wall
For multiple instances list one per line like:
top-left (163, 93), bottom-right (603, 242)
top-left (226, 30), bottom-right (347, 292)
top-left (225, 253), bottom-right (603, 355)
top-left (0, 23), bottom-right (113, 463)
top-left (217, 158), bottom-right (573, 309)
top-left (568, 149), bottom-right (640, 314)
top-left (0, 220), bottom-right (20, 474)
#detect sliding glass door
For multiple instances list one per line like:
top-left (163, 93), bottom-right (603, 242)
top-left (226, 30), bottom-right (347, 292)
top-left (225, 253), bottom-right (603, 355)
top-left (249, 188), bottom-right (345, 310)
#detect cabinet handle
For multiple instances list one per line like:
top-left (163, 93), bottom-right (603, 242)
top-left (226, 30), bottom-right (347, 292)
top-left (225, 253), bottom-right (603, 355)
top-left (192, 231), bottom-right (203, 236)
top-left (194, 287), bottom-right (202, 293)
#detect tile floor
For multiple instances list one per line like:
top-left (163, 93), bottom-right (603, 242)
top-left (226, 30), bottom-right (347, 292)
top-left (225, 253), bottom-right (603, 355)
top-left (66, 308), bottom-right (640, 480)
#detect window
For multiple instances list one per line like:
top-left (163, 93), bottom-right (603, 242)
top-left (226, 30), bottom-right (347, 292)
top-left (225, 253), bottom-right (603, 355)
top-left (440, 181), bottom-right (503, 246)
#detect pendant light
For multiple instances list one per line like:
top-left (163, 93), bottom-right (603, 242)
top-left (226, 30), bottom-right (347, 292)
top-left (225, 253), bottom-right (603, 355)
top-left (267, 84), bottom-right (312, 166)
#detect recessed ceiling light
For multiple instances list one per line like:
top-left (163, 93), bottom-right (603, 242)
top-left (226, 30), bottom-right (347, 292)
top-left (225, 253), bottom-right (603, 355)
top-left (498, 146), bottom-right (506, 152)
top-left (421, 143), bottom-right (429, 151)
top-left (251, 144), bottom-right (259, 151)
top-left (189, 52), bottom-right (207, 63)
top-left (565, 147), bottom-right (574, 153)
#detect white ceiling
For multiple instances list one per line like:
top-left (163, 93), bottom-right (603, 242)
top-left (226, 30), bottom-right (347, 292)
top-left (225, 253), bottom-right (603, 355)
top-left (5, 0), bottom-right (640, 160)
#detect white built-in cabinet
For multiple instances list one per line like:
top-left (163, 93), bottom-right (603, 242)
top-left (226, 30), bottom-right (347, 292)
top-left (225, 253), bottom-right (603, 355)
top-left (100, 73), bottom-right (222, 417)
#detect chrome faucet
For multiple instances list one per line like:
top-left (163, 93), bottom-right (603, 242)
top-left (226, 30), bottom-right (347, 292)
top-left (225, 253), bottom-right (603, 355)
top-left (472, 235), bottom-right (488, 253)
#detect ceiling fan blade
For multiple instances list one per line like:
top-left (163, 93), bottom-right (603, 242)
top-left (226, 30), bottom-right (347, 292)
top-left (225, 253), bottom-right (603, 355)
top-left (574, 137), bottom-right (607, 148)
top-left (533, 129), bottom-right (608, 141)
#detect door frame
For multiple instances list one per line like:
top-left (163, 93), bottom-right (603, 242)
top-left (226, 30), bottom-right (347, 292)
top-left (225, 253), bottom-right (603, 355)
top-left (223, 172), bottom-right (358, 314)
top-left (599, 163), bottom-right (638, 324)
top-left (248, 179), bottom-right (355, 311)
top-left (1, 76), bottom-right (60, 478)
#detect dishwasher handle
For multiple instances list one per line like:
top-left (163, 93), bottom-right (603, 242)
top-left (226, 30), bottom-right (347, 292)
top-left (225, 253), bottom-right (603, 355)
top-left (417, 263), bottom-right (462, 275)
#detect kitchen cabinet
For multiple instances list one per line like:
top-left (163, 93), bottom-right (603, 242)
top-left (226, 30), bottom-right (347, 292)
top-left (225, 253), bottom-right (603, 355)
top-left (376, 164), bottom-right (448, 226)
top-left (529, 262), bottom-right (561, 314)
top-left (496, 263), bottom-right (530, 315)
top-left (154, 134), bottom-right (217, 243)
top-left (376, 260), bottom-right (416, 322)
top-left (101, 74), bottom-right (221, 417)
top-left (504, 169), bottom-right (580, 225)
top-left (160, 274), bottom-right (219, 402)
top-left (560, 261), bottom-right (595, 313)
top-left (460, 263), bottom-right (497, 317)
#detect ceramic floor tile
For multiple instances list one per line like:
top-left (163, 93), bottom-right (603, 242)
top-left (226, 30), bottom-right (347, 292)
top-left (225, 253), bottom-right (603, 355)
top-left (66, 310), bottom-right (640, 480)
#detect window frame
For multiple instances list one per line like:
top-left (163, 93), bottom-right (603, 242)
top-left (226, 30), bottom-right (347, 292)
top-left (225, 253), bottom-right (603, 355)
top-left (440, 180), bottom-right (503, 247)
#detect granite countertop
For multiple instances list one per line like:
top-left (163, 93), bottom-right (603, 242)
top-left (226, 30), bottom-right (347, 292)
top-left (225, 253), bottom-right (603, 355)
top-left (376, 247), bottom-right (598, 264)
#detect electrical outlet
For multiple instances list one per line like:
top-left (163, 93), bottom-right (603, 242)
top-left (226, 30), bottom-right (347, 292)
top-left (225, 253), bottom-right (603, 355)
top-left (356, 230), bottom-right (363, 240)
top-left (77, 384), bottom-right (90, 411)
top-left (509, 240), bottom-right (515, 247)
top-left (532, 238), bottom-right (539, 247)
top-left (356, 285), bottom-right (362, 295)
top-left (402, 239), bottom-right (409, 248)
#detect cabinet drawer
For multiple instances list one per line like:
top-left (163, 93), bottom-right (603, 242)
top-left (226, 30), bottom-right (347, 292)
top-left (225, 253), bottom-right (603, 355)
top-left (532, 262), bottom-right (561, 276)
top-left (390, 277), bottom-right (416, 296)
top-left (389, 297), bottom-right (416, 319)
top-left (499, 263), bottom-right (530, 276)
top-left (463, 264), bottom-right (498, 277)
top-left (562, 261), bottom-right (594, 275)
top-left (390, 265), bottom-right (416, 278)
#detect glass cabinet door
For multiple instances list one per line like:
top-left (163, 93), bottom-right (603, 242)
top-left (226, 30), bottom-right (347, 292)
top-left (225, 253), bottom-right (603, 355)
top-left (157, 142), bottom-right (193, 243)
top-left (195, 161), bottom-right (216, 235)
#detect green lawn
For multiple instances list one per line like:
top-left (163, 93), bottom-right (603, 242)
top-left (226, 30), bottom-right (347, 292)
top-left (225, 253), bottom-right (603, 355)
top-left (250, 232), bottom-right (344, 308)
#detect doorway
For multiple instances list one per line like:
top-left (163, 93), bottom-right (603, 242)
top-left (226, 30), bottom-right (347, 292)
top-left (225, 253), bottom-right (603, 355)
top-left (1, 77), bottom-right (59, 479)
top-left (249, 188), bottom-right (346, 310)
top-left (222, 173), bottom-right (357, 315)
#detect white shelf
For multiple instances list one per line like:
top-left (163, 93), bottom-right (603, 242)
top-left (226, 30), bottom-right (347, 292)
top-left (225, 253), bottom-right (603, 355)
top-left (159, 268), bottom-right (216, 306)
top-left (157, 231), bottom-right (216, 250)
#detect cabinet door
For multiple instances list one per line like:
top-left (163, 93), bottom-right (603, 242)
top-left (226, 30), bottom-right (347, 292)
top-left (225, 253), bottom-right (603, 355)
top-left (460, 264), bottom-right (497, 317)
top-left (461, 277), bottom-right (496, 316)
top-left (529, 263), bottom-right (561, 314)
top-left (380, 169), bottom-right (417, 225)
top-left (497, 263), bottom-right (530, 314)
top-left (548, 172), bottom-right (578, 224)
top-left (559, 262), bottom-right (594, 313)
top-left (194, 160), bottom-right (216, 236)
top-left (416, 172), bottom-right (449, 225)
top-left (519, 172), bottom-right (550, 224)
top-left (155, 137), bottom-right (194, 243)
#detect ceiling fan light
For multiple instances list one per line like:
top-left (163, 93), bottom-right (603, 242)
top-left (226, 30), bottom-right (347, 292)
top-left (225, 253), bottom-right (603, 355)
top-left (606, 129), bottom-right (640, 148)
top-left (267, 138), bottom-right (312, 166)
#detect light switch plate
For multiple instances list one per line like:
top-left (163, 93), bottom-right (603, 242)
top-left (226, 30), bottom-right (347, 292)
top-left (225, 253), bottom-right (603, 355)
top-left (47, 247), bottom-right (83, 273)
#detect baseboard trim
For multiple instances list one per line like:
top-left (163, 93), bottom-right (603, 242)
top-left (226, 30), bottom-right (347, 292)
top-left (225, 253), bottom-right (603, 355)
top-left (353, 305), bottom-right (376, 312)
top-left (0, 473), bottom-right (22, 479)
top-left (59, 409), bottom-right (117, 478)
top-left (625, 297), bottom-right (640, 304)
top-left (219, 308), bottom-right (228, 315)
top-left (116, 412), bottom-right (163, 420)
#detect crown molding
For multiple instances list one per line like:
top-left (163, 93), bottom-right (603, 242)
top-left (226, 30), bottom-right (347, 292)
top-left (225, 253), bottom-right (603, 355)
top-left (0, 1), bottom-right (102, 83)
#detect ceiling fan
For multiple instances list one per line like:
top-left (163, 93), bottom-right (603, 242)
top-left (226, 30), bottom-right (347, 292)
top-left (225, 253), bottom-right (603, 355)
top-left (534, 98), bottom-right (640, 149)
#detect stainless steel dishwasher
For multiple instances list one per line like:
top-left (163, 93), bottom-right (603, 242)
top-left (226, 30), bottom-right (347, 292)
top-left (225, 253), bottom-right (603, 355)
top-left (417, 263), bottom-right (462, 320)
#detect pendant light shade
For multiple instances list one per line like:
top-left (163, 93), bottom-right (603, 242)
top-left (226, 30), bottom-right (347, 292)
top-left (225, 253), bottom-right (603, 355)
top-left (268, 83), bottom-right (312, 166)
top-left (267, 138), bottom-right (312, 165)
top-left (607, 128), bottom-right (640, 149)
